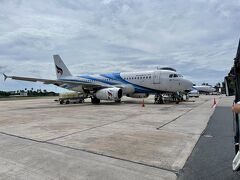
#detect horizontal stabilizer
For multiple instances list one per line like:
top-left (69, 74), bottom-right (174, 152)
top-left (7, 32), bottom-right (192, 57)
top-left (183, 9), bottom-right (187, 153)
top-left (3, 73), bottom-right (8, 81)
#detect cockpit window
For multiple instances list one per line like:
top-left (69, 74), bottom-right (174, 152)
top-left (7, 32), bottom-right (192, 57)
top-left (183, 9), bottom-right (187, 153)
top-left (170, 74), bottom-right (182, 78)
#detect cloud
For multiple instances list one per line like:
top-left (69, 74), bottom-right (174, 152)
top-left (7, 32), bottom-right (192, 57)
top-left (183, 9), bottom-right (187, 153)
top-left (0, 0), bottom-right (240, 91)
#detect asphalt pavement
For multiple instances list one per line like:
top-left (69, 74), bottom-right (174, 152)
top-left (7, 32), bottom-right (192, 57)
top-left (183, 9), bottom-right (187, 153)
top-left (178, 105), bottom-right (240, 180)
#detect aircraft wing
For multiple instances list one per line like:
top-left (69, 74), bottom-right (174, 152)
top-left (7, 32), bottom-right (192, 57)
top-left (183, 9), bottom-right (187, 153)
top-left (3, 74), bottom-right (106, 90)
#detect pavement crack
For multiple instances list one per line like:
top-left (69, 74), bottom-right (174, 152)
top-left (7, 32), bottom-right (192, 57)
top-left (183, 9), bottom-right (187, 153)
top-left (0, 131), bottom-right (45, 143)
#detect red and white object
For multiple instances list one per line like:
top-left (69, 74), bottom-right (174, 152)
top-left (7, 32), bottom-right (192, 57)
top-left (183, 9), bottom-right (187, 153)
top-left (211, 98), bottom-right (217, 108)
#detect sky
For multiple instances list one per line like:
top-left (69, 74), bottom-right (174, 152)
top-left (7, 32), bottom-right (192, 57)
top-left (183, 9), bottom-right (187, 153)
top-left (0, 0), bottom-right (239, 92)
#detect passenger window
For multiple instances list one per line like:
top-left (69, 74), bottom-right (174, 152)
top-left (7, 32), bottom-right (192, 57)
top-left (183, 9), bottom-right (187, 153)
top-left (174, 74), bottom-right (178, 77)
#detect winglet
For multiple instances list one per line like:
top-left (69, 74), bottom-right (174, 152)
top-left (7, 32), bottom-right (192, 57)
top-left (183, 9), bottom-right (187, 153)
top-left (3, 73), bottom-right (8, 81)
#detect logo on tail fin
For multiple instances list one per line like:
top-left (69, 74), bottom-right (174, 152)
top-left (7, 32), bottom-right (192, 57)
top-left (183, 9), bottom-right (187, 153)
top-left (56, 65), bottom-right (63, 75)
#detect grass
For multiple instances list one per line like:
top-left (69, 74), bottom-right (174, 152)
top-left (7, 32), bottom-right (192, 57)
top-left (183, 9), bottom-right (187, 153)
top-left (0, 96), bottom-right (58, 101)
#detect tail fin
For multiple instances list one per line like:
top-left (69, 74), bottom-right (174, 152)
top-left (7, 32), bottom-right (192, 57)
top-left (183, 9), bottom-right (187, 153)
top-left (53, 55), bottom-right (72, 79)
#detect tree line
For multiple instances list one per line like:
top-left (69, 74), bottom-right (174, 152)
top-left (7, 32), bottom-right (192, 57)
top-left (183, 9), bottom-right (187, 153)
top-left (0, 89), bottom-right (59, 98)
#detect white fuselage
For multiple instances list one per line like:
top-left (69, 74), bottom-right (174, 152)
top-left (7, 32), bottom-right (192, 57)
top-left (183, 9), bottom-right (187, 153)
top-left (60, 70), bottom-right (193, 95)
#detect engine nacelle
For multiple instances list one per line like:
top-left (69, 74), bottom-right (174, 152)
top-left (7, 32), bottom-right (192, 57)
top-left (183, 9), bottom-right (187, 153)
top-left (126, 93), bottom-right (149, 98)
top-left (96, 88), bottom-right (123, 100)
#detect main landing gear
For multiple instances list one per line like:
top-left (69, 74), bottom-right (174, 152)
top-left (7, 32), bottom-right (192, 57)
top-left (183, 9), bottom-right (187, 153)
top-left (91, 97), bottom-right (100, 104)
top-left (154, 94), bottom-right (164, 104)
top-left (115, 99), bottom-right (121, 103)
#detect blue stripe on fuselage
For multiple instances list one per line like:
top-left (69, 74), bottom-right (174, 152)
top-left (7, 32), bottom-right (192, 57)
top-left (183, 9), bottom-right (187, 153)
top-left (101, 73), bottom-right (156, 93)
top-left (62, 73), bottom-right (158, 93)
top-left (100, 73), bottom-right (126, 84)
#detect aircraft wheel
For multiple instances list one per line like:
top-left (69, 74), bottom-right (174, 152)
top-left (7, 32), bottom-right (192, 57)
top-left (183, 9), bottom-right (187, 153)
top-left (159, 99), bottom-right (164, 104)
top-left (154, 94), bottom-right (164, 104)
top-left (115, 99), bottom-right (121, 103)
top-left (91, 97), bottom-right (100, 104)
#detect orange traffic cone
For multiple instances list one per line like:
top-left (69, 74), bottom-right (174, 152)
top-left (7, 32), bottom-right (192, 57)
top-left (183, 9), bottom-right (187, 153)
top-left (211, 98), bottom-right (217, 108)
top-left (142, 99), bottom-right (145, 107)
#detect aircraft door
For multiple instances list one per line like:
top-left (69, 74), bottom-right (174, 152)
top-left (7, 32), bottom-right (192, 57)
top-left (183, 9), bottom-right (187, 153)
top-left (153, 71), bottom-right (161, 84)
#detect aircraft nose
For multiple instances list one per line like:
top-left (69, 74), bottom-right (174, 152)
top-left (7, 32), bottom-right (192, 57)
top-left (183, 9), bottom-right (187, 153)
top-left (183, 79), bottom-right (193, 90)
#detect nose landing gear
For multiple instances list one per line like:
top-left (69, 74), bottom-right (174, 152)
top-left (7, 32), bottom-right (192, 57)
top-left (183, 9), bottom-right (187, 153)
top-left (154, 94), bottom-right (164, 104)
top-left (154, 92), bottom-right (184, 104)
top-left (172, 92), bottom-right (181, 104)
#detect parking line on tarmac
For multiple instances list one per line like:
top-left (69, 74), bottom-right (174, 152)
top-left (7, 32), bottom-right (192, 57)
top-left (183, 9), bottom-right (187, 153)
top-left (156, 108), bottom-right (193, 130)
top-left (156, 99), bottom-right (209, 130)
top-left (45, 114), bottom-right (138, 142)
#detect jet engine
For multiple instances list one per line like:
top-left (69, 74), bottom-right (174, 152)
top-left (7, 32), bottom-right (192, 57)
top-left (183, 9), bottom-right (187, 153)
top-left (126, 93), bottom-right (149, 98)
top-left (96, 88), bottom-right (123, 100)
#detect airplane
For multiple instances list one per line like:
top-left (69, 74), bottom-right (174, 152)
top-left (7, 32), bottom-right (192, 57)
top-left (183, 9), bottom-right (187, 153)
top-left (193, 85), bottom-right (216, 94)
top-left (3, 55), bottom-right (193, 104)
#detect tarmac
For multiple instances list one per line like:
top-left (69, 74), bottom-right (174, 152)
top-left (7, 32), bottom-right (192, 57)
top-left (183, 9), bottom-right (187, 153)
top-left (0, 95), bottom-right (218, 179)
top-left (178, 96), bottom-right (240, 180)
